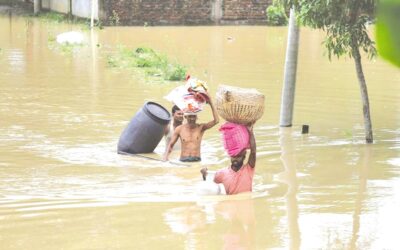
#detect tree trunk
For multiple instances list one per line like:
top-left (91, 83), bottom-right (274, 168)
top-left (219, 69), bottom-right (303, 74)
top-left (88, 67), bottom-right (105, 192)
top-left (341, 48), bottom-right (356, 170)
top-left (280, 8), bottom-right (300, 127)
top-left (352, 44), bottom-right (373, 143)
top-left (349, 145), bottom-right (370, 248)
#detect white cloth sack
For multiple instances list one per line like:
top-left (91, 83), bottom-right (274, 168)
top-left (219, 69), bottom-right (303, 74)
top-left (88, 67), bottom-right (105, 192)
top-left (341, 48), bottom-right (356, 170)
top-left (164, 85), bottom-right (205, 113)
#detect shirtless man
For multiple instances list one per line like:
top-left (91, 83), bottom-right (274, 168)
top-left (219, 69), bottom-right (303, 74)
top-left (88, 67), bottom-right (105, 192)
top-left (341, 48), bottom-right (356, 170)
top-left (164, 105), bottom-right (183, 150)
top-left (163, 94), bottom-right (219, 162)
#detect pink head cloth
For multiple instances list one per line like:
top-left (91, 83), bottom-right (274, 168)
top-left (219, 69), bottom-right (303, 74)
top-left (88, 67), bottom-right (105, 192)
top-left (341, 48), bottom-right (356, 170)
top-left (219, 122), bottom-right (250, 157)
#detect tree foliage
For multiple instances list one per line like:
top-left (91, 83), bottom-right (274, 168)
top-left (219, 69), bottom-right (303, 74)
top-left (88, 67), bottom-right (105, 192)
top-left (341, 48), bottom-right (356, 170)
top-left (376, 0), bottom-right (400, 67)
top-left (280, 0), bottom-right (377, 143)
top-left (283, 0), bottom-right (377, 60)
top-left (266, 0), bottom-right (288, 26)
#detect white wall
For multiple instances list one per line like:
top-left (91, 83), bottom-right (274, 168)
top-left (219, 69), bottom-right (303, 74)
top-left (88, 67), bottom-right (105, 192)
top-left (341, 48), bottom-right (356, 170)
top-left (73, 0), bottom-right (98, 19)
top-left (41, 0), bottom-right (98, 20)
top-left (50, 0), bottom-right (69, 13)
top-left (41, 0), bottom-right (68, 13)
top-left (41, 0), bottom-right (50, 9)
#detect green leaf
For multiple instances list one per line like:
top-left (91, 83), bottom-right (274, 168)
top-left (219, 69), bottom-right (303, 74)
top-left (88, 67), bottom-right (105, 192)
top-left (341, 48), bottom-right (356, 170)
top-left (376, 0), bottom-right (400, 67)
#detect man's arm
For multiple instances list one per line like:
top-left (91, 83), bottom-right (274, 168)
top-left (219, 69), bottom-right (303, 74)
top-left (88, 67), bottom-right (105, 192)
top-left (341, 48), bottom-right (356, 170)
top-left (247, 127), bottom-right (256, 168)
top-left (200, 167), bottom-right (208, 181)
top-left (163, 122), bottom-right (170, 136)
top-left (163, 126), bottom-right (181, 161)
top-left (202, 93), bottom-right (219, 131)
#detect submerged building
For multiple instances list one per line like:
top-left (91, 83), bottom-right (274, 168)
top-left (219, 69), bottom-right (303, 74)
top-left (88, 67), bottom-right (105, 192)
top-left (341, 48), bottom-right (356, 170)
top-left (17, 0), bottom-right (272, 25)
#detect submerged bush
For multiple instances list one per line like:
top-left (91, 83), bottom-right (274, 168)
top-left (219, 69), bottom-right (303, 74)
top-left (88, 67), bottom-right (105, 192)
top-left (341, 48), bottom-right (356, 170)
top-left (32, 12), bottom-right (103, 29)
top-left (38, 12), bottom-right (67, 23)
top-left (266, 0), bottom-right (288, 26)
top-left (165, 64), bottom-right (187, 81)
top-left (107, 46), bottom-right (187, 82)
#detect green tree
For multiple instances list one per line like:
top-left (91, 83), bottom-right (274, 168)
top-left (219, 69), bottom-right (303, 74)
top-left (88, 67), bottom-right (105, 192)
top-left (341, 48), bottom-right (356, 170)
top-left (376, 0), bottom-right (400, 67)
top-left (266, 0), bottom-right (288, 26)
top-left (283, 0), bottom-right (376, 143)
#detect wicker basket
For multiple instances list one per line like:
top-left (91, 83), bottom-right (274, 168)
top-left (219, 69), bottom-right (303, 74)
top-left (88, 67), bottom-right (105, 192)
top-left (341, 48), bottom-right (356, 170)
top-left (216, 85), bottom-right (265, 124)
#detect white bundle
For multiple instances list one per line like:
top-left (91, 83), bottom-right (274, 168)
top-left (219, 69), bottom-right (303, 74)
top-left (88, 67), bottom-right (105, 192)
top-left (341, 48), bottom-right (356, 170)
top-left (196, 171), bottom-right (226, 195)
top-left (56, 31), bottom-right (84, 45)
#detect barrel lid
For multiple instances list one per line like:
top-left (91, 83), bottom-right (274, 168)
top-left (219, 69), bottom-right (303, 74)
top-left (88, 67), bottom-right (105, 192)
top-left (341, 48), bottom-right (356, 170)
top-left (144, 102), bottom-right (171, 125)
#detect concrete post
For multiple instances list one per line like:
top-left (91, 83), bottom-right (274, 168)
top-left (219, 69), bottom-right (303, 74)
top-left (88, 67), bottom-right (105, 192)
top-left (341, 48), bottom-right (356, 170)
top-left (34, 0), bottom-right (41, 15)
top-left (97, 0), bottom-right (107, 25)
top-left (90, 0), bottom-right (96, 28)
top-left (211, 0), bottom-right (223, 24)
top-left (68, 0), bottom-right (72, 19)
top-left (279, 8), bottom-right (300, 127)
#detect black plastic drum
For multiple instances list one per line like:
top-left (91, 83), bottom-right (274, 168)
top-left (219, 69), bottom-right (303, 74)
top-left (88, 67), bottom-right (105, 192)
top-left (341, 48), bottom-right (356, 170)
top-left (118, 102), bottom-right (171, 154)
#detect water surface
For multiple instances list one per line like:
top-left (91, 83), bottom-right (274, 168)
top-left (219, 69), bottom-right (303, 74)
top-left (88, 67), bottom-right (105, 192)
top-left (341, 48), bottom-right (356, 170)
top-left (0, 14), bottom-right (400, 249)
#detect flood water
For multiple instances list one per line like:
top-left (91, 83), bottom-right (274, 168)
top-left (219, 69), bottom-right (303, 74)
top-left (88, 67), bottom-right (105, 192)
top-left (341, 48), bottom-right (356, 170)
top-left (0, 13), bottom-right (400, 250)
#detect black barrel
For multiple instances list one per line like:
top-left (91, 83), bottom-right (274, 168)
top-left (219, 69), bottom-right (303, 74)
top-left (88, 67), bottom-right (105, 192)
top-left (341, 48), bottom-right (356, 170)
top-left (118, 102), bottom-right (171, 154)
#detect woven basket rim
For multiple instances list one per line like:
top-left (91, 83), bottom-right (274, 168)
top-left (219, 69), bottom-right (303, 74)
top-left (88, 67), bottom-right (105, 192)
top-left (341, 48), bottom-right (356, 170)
top-left (218, 84), bottom-right (263, 94)
top-left (215, 84), bottom-right (265, 124)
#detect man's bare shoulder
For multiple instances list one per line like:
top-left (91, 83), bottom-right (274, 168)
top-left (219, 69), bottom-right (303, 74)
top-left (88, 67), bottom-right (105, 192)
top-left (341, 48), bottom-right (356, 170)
top-left (180, 124), bottom-right (204, 137)
top-left (181, 123), bottom-right (202, 130)
top-left (177, 124), bottom-right (195, 133)
top-left (196, 123), bottom-right (207, 129)
top-left (174, 124), bottom-right (183, 133)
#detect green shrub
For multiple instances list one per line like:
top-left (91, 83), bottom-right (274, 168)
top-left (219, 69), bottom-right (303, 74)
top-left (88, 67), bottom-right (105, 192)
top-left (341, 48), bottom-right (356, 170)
top-left (109, 10), bottom-right (120, 26)
top-left (38, 12), bottom-right (68, 23)
top-left (266, 1), bottom-right (288, 26)
top-left (165, 64), bottom-right (187, 81)
top-left (107, 46), bottom-right (187, 82)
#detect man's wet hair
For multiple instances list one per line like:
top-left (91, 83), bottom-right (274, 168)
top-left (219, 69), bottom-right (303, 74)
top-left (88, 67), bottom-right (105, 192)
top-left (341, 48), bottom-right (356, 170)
top-left (171, 105), bottom-right (180, 115)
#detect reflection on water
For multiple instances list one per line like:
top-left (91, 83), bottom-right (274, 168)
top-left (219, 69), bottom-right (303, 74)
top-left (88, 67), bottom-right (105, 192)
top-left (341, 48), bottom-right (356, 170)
top-left (163, 196), bottom-right (276, 249)
top-left (278, 127), bottom-right (300, 250)
top-left (1, 13), bottom-right (400, 250)
top-left (349, 145), bottom-right (370, 250)
top-left (214, 198), bottom-right (256, 250)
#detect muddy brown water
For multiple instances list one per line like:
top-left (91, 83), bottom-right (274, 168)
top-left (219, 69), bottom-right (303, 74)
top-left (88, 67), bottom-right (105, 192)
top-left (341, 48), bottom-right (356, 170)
top-left (0, 14), bottom-right (400, 249)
